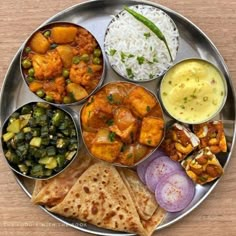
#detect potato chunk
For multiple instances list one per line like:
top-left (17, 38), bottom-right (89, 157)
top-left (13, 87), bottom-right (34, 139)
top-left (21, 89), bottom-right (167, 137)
top-left (29, 32), bottom-right (50, 54)
top-left (125, 87), bottom-right (157, 117)
top-left (32, 51), bottom-right (63, 79)
top-left (91, 129), bottom-right (122, 162)
top-left (51, 26), bottom-right (78, 44)
top-left (139, 117), bottom-right (164, 147)
top-left (66, 83), bottom-right (88, 101)
top-left (56, 45), bottom-right (74, 68)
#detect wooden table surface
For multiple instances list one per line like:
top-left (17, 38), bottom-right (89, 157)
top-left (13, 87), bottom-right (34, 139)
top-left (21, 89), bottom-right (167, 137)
top-left (0, 0), bottom-right (236, 236)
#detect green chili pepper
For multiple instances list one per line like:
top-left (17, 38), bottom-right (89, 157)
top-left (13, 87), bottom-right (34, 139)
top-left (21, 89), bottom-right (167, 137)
top-left (124, 6), bottom-right (173, 62)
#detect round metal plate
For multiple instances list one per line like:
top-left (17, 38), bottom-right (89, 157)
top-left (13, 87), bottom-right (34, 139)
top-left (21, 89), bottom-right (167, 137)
top-left (0, 0), bottom-right (235, 235)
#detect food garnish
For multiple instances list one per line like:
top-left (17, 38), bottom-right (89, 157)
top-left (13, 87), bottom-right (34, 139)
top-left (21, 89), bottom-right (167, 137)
top-left (124, 6), bottom-right (173, 61)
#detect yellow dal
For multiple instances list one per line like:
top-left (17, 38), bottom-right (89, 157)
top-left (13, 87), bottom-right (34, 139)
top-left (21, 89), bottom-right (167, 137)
top-left (160, 59), bottom-right (226, 123)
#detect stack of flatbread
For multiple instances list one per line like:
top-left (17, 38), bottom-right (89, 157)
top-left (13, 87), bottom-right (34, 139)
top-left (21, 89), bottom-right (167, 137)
top-left (32, 151), bottom-right (165, 236)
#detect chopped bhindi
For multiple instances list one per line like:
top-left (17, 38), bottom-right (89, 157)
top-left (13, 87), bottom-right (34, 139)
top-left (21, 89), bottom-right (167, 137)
top-left (1, 103), bottom-right (79, 178)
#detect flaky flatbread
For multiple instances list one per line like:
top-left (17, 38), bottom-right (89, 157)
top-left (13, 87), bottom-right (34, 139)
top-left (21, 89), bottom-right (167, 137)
top-left (31, 150), bottom-right (92, 207)
top-left (119, 168), bottom-right (158, 221)
top-left (48, 162), bottom-right (147, 235)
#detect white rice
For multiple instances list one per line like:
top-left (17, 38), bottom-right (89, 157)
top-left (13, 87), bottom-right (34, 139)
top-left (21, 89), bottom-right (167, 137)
top-left (104, 5), bottom-right (179, 81)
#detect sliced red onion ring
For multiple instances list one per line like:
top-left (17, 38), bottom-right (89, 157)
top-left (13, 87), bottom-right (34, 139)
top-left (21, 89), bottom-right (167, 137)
top-left (137, 149), bottom-right (165, 183)
top-left (144, 155), bottom-right (183, 192)
top-left (155, 170), bottom-right (195, 212)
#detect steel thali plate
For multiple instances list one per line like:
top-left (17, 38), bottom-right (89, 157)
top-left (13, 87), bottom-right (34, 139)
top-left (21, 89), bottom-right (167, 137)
top-left (0, 0), bottom-right (235, 235)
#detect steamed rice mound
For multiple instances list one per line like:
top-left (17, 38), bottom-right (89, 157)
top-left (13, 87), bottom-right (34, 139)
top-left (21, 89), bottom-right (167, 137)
top-left (104, 5), bottom-right (179, 81)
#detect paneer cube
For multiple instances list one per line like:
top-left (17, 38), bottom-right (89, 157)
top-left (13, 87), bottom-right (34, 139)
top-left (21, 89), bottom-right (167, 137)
top-left (193, 120), bottom-right (227, 154)
top-left (90, 129), bottom-right (122, 162)
top-left (125, 87), bottom-right (157, 117)
top-left (139, 117), bottom-right (164, 147)
top-left (32, 51), bottom-right (63, 80)
top-left (81, 95), bottom-right (113, 132)
top-left (109, 107), bottom-right (138, 143)
top-left (182, 147), bottom-right (223, 185)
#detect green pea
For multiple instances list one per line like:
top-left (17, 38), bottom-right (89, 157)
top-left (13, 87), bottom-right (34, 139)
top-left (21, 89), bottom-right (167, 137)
top-left (25, 47), bottom-right (31, 53)
top-left (63, 96), bottom-right (72, 104)
top-left (22, 59), bottom-right (32, 69)
top-left (93, 48), bottom-right (102, 57)
top-left (28, 68), bottom-right (35, 76)
top-left (50, 43), bottom-right (58, 49)
top-left (44, 30), bottom-right (51, 37)
top-left (62, 68), bottom-right (69, 78)
top-left (45, 95), bottom-right (53, 102)
top-left (36, 89), bottom-right (45, 98)
top-left (72, 56), bottom-right (80, 64)
top-left (80, 54), bottom-right (90, 62)
top-left (92, 57), bottom-right (101, 65)
top-left (27, 76), bottom-right (34, 83)
top-left (66, 79), bottom-right (71, 84)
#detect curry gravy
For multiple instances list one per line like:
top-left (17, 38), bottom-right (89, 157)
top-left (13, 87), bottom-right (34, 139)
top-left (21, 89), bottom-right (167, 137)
top-left (160, 59), bottom-right (226, 124)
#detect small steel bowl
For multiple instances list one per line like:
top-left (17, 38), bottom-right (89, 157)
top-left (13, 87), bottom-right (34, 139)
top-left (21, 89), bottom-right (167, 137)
top-left (159, 58), bottom-right (228, 124)
top-left (104, 4), bottom-right (179, 82)
top-left (79, 81), bottom-right (165, 167)
top-left (20, 21), bottom-right (105, 106)
top-left (0, 101), bottom-right (80, 180)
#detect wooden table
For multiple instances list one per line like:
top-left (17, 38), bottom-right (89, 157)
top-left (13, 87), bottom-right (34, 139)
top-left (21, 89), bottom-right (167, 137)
top-left (0, 0), bottom-right (235, 235)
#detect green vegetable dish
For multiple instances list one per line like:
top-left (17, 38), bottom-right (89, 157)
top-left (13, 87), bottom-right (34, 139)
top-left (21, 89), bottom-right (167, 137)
top-left (1, 102), bottom-right (79, 179)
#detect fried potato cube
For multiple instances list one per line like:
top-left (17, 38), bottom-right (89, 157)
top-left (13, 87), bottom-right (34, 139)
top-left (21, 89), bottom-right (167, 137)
top-left (56, 45), bottom-right (74, 68)
top-left (193, 120), bottom-right (227, 154)
top-left (182, 147), bottom-right (223, 185)
top-left (125, 87), bottom-right (157, 117)
top-left (109, 107), bottom-right (138, 143)
top-left (118, 145), bottom-right (135, 166)
top-left (161, 123), bottom-right (200, 161)
top-left (51, 26), bottom-right (78, 44)
top-left (66, 83), bottom-right (88, 101)
top-left (91, 129), bottom-right (122, 162)
top-left (29, 32), bottom-right (50, 54)
top-left (139, 117), bottom-right (164, 147)
top-left (32, 51), bottom-right (63, 80)
top-left (81, 95), bottom-right (113, 132)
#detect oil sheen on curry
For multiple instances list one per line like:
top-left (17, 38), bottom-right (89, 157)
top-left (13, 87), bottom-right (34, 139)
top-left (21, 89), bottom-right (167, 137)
top-left (21, 22), bottom-right (103, 104)
top-left (81, 82), bottom-right (165, 166)
top-left (160, 59), bottom-right (227, 124)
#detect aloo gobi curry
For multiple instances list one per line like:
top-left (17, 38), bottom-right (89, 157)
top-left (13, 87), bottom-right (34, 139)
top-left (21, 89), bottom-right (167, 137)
top-left (21, 23), bottom-right (103, 104)
top-left (81, 82), bottom-right (165, 166)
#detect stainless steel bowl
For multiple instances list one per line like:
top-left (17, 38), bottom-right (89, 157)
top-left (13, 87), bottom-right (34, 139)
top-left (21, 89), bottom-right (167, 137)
top-left (0, 101), bottom-right (80, 180)
top-left (20, 21), bottom-right (105, 106)
top-left (79, 81), bottom-right (166, 167)
top-left (159, 58), bottom-right (228, 124)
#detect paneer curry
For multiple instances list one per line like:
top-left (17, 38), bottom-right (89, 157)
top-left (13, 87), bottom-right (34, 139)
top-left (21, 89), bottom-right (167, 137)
top-left (81, 82), bottom-right (165, 166)
top-left (21, 22), bottom-right (104, 104)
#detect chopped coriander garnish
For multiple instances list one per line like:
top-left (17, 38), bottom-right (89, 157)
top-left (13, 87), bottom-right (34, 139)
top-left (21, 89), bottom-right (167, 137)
top-left (146, 106), bottom-right (151, 112)
top-left (180, 105), bottom-right (185, 109)
top-left (88, 111), bottom-right (91, 118)
top-left (86, 97), bottom-right (94, 106)
top-left (153, 58), bottom-right (158, 63)
top-left (106, 119), bottom-right (114, 126)
top-left (190, 94), bottom-right (197, 99)
top-left (108, 132), bottom-right (116, 142)
top-left (127, 153), bottom-right (133, 159)
top-left (128, 54), bottom-right (134, 58)
top-left (149, 74), bottom-right (154, 79)
top-left (163, 92), bottom-right (167, 96)
top-left (126, 68), bottom-right (134, 78)
top-left (107, 94), bottom-right (114, 104)
top-left (137, 56), bottom-right (145, 65)
top-left (121, 51), bottom-right (126, 62)
top-left (144, 32), bottom-right (151, 39)
top-left (87, 67), bottom-right (93, 74)
top-left (109, 49), bottom-right (117, 56)
top-left (147, 140), bottom-right (152, 145)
